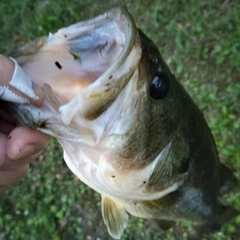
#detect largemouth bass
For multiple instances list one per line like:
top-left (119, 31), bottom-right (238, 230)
top-left (1, 8), bottom-right (237, 239)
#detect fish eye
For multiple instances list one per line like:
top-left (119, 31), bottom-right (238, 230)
top-left (150, 72), bottom-right (169, 99)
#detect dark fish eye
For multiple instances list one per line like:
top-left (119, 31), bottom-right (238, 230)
top-left (150, 72), bottom-right (169, 99)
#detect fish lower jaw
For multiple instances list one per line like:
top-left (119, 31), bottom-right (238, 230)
top-left (61, 142), bottom-right (181, 201)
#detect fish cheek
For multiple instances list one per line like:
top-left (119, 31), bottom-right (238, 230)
top-left (140, 62), bottom-right (177, 155)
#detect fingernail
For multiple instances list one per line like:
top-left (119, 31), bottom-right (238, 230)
top-left (16, 144), bottom-right (36, 159)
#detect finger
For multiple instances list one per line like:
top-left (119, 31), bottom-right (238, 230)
top-left (2, 151), bottom-right (41, 170)
top-left (0, 185), bottom-right (8, 194)
top-left (0, 164), bottom-right (28, 186)
top-left (0, 133), bottom-right (7, 167)
top-left (0, 113), bottom-right (16, 135)
top-left (0, 55), bottom-right (14, 84)
top-left (6, 126), bottom-right (50, 160)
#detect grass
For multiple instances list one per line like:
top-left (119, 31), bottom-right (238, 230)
top-left (0, 0), bottom-right (239, 239)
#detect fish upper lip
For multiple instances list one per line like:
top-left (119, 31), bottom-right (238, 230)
top-left (56, 8), bottom-right (142, 123)
top-left (67, 7), bottom-right (138, 77)
top-left (98, 8), bottom-right (138, 77)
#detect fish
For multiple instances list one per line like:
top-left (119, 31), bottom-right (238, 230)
top-left (0, 7), bottom-right (237, 239)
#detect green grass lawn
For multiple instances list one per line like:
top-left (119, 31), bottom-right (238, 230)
top-left (0, 0), bottom-right (239, 239)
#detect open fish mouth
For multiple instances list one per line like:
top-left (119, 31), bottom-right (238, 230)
top-left (4, 8), bottom-right (141, 139)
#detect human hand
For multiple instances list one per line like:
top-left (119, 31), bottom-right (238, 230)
top-left (0, 55), bottom-right (50, 194)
